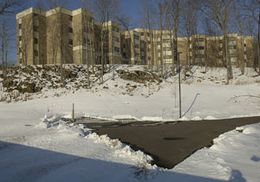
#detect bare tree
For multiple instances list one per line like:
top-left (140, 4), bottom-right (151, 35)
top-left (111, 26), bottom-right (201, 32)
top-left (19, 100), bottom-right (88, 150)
top-left (234, 4), bottom-right (246, 74)
top-left (36, 1), bottom-right (47, 66)
top-left (81, 0), bottom-right (92, 88)
top-left (195, 0), bottom-right (235, 84)
top-left (158, 1), bottom-right (167, 77)
top-left (180, 0), bottom-right (197, 71)
top-left (139, 0), bottom-right (156, 71)
top-left (0, 18), bottom-right (14, 70)
top-left (241, 0), bottom-right (260, 73)
top-left (19, 16), bottom-right (33, 66)
top-left (93, 0), bottom-right (118, 84)
top-left (0, 0), bottom-right (24, 15)
top-left (43, 0), bottom-right (68, 86)
top-left (203, 17), bottom-right (223, 68)
top-left (171, 0), bottom-right (181, 74)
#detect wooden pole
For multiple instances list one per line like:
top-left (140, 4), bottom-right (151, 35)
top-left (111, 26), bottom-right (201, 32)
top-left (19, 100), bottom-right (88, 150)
top-left (71, 103), bottom-right (75, 122)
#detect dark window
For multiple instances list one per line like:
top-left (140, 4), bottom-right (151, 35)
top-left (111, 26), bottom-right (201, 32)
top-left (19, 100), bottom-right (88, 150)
top-left (68, 27), bottom-right (73, 33)
top-left (219, 40), bottom-right (223, 43)
top-left (34, 50), bottom-right (38, 56)
top-left (69, 39), bottom-right (73, 45)
top-left (114, 37), bottom-right (119, 42)
top-left (228, 45), bottom-right (236, 49)
top-left (19, 36), bottom-right (22, 41)
top-left (163, 47), bottom-right (172, 51)
top-left (228, 37), bottom-right (236, 41)
top-left (83, 38), bottom-right (86, 45)
top-left (19, 48), bottom-right (22, 53)
top-left (113, 27), bottom-right (119, 32)
top-left (244, 43), bottom-right (246, 47)
top-left (163, 55), bottom-right (173, 59)
top-left (20, 59), bottom-right (22, 64)
top-left (134, 44), bottom-right (139, 48)
top-left (141, 32), bottom-right (144, 36)
top-left (69, 16), bottom-right (72, 21)
top-left (195, 38), bottom-right (204, 42)
top-left (19, 24), bottom-right (22, 29)
top-left (33, 26), bottom-right (38, 32)
top-left (123, 53), bottom-right (126, 57)
top-left (163, 39), bottom-right (171, 43)
top-left (33, 13), bottom-right (38, 17)
top-left (34, 38), bottom-right (38, 44)
top-left (134, 35), bottom-right (139, 40)
top-left (198, 46), bottom-right (204, 50)
top-left (114, 47), bottom-right (120, 52)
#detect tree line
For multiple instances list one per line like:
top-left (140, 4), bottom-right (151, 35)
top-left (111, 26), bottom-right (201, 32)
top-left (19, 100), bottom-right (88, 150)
top-left (1, 0), bottom-right (260, 85)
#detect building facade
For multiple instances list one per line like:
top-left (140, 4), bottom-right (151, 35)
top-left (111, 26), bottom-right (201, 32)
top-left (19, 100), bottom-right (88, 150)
top-left (16, 7), bottom-right (254, 68)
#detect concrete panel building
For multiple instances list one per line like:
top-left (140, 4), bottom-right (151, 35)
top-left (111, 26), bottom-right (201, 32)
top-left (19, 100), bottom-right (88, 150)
top-left (16, 7), bottom-right (254, 68)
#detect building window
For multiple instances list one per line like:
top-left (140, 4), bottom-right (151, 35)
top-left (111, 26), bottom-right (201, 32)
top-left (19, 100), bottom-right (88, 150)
top-left (134, 35), bottom-right (139, 40)
top-left (69, 16), bottom-right (72, 21)
top-left (228, 37), bottom-right (236, 41)
top-left (19, 36), bottom-right (22, 41)
top-left (113, 27), bottom-right (119, 32)
top-left (195, 38), bottom-right (204, 42)
top-left (20, 59), bottom-right (22, 64)
top-left (114, 47), bottom-right (120, 52)
top-left (134, 44), bottom-right (139, 48)
top-left (34, 50), bottom-right (38, 56)
top-left (19, 24), bottom-right (22, 29)
top-left (163, 47), bottom-right (172, 51)
top-left (19, 48), bottom-right (22, 53)
top-left (244, 43), bottom-right (246, 47)
top-left (163, 55), bottom-right (173, 59)
top-left (228, 45), bottom-right (236, 49)
top-left (34, 38), bottom-right (38, 44)
top-left (163, 39), bottom-right (171, 43)
top-left (68, 27), bottom-right (73, 33)
top-left (141, 32), bottom-right (144, 36)
top-left (198, 46), bottom-right (204, 50)
top-left (114, 37), bottom-right (119, 42)
top-left (69, 39), bottom-right (73, 45)
top-left (33, 26), bottom-right (38, 32)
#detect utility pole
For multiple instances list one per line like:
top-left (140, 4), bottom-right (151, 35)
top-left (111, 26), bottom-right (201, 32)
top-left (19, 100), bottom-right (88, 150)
top-left (257, 13), bottom-right (260, 74)
top-left (178, 52), bottom-right (182, 118)
top-left (71, 103), bottom-right (75, 122)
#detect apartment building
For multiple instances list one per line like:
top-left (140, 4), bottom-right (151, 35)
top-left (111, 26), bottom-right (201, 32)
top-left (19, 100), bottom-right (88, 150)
top-left (16, 7), bottom-right (254, 68)
top-left (16, 7), bottom-right (118, 67)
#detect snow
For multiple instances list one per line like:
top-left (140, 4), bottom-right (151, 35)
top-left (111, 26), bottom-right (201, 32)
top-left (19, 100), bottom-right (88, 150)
top-left (0, 65), bottom-right (260, 181)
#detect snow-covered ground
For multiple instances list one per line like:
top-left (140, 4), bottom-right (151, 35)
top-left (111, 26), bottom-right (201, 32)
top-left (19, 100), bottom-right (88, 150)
top-left (0, 65), bottom-right (260, 181)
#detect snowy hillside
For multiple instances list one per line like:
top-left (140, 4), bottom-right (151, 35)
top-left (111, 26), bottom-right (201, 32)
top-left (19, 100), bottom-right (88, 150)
top-left (0, 65), bottom-right (260, 181)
